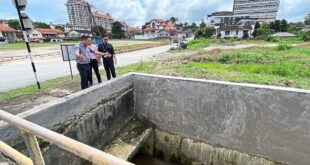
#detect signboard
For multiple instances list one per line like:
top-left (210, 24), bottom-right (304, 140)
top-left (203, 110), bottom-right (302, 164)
top-left (60, 44), bottom-right (77, 79)
top-left (60, 44), bottom-right (77, 61)
top-left (12, 0), bottom-right (27, 9)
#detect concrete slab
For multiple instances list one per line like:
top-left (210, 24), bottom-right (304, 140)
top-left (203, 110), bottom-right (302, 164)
top-left (102, 117), bottom-right (153, 161)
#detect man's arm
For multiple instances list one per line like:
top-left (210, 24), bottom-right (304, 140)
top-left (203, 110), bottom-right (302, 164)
top-left (75, 48), bottom-right (83, 60)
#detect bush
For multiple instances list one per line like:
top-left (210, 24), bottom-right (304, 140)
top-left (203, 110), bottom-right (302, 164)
top-left (277, 44), bottom-right (292, 51)
top-left (195, 27), bottom-right (215, 39)
top-left (187, 38), bottom-right (210, 49)
top-left (265, 35), bottom-right (279, 42)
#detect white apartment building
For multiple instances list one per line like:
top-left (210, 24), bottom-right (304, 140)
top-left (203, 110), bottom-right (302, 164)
top-left (92, 12), bottom-right (114, 33)
top-left (233, 0), bottom-right (280, 22)
top-left (205, 11), bottom-right (235, 27)
top-left (66, 0), bottom-right (91, 27)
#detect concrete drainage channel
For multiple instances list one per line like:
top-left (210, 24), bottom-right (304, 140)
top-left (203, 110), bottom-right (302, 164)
top-left (1, 73), bottom-right (310, 165)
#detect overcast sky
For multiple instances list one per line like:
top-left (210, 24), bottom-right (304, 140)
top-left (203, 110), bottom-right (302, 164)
top-left (1, 0), bottom-right (309, 26)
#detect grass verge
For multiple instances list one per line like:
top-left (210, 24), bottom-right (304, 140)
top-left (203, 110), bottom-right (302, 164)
top-left (0, 76), bottom-right (72, 101)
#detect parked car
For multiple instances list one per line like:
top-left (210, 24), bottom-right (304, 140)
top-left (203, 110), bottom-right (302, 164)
top-left (170, 40), bottom-right (179, 50)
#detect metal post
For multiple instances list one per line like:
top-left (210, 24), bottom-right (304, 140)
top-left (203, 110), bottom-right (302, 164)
top-left (20, 130), bottom-right (45, 165)
top-left (14, 0), bottom-right (41, 89)
top-left (66, 45), bottom-right (74, 80)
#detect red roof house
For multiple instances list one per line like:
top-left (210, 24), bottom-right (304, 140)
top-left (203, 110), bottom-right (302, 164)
top-left (0, 25), bottom-right (17, 42)
top-left (29, 28), bottom-right (65, 41)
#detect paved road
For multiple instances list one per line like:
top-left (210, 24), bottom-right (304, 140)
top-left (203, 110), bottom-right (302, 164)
top-left (0, 40), bottom-right (157, 59)
top-left (0, 45), bottom-right (170, 92)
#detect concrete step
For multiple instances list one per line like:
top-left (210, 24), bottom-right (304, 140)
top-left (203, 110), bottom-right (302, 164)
top-left (101, 117), bottom-right (153, 161)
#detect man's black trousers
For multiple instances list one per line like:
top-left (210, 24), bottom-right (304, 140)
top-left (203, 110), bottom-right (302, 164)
top-left (103, 58), bottom-right (116, 80)
top-left (89, 59), bottom-right (102, 84)
top-left (77, 63), bottom-right (90, 90)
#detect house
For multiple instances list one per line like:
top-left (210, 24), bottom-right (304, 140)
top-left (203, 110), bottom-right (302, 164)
top-left (121, 22), bottom-right (129, 32)
top-left (68, 30), bottom-right (93, 38)
top-left (218, 25), bottom-right (253, 39)
top-left (128, 26), bottom-right (141, 38)
top-left (271, 32), bottom-right (297, 38)
top-left (29, 28), bottom-right (65, 42)
top-left (301, 25), bottom-right (310, 32)
top-left (135, 19), bottom-right (177, 40)
top-left (0, 19), bottom-right (8, 25)
top-left (0, 24), bottom-right (17, 44)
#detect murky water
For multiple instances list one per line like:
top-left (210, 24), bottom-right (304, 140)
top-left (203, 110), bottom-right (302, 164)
top-left (131, 151), bottom-right (172, 165)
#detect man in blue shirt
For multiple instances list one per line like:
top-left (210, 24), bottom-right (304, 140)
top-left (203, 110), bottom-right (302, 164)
top-left (75, 35), bottom-right (92, 90)
top-left (98, 34), bottom-right (117, 80)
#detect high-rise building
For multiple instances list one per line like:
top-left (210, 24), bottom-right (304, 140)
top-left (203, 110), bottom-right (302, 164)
top-left (233, 0), bottom-right (280, 22)
top-left (92, 12), bottom-right (114, 33)
top-left (66, 0), bottom-right (91, 27)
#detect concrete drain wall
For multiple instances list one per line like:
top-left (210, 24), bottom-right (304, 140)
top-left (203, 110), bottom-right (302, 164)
top-left (134, 129), bottom-right (278, 165)
top-left (133, 73), bottom-right (310, 165)
top-left (0, 73), bottom-right (310, 165)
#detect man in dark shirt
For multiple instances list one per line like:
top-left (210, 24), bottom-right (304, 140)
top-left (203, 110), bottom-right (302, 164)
top-left (98, 34), bottom-right (117, 80)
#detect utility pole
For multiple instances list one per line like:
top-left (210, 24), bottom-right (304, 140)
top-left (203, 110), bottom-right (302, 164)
top-left (13, 0), bottom-right (40, 89)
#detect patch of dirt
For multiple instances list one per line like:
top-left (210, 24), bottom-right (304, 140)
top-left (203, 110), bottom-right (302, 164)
top-left (278, 80), bottom-right (293, 87)
top-left (0, 78), bottom-right (82, 115)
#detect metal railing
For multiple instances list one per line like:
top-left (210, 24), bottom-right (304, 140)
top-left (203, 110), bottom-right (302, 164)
top-left (0, 110), bottom-right (134, 165)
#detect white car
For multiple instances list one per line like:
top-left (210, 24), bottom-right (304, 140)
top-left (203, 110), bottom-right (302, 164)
top-left (170, 40), bottom-right (179, 50)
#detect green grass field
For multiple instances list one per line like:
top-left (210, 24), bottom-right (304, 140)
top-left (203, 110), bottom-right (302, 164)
top-left (117, 45), bottom-right (310, 89)
top-left (186, 38), bottom-right (306, 50)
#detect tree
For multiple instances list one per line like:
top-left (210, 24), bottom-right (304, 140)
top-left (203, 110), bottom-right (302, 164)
top-left (55, 25), bottom-right (64, 32)
top-left (190, 22), bottom-right (198, 32)
top-left (270, 20), bottom-right (281, 32)
top-left (199, 20), bottom-right (206, 29)
top-left (191, 23), bottom-right (197, 29)
top-left (255, 23), bottom-right (270, 39)
top-left (170, 17), bottom-right (178, 24)
top-left (141, 22), bottom-right (150, 30)
top-left (111, 21), bottom-right (125, 39)
top-left (252, 22), bottom-right (261, 38)
top-left (288, 22), bottom-right (303, 34)
top-left (195, 27), bottom-right (215, 38)
top-left (8, 19), bottom-right (20, 30)
top-left (305, 19), bottom-right (310, 25)
top-left (33, 22), bottom-right (50, 29)
top-left (92, 25), bottom-right (106, 36)
top-left (280, 19), bottom-right (288, 32)
top-left (204, 27), bottom-right (215, 38)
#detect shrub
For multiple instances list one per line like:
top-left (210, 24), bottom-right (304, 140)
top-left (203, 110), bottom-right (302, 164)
top-left (277, 44), bottom-right (292, 51)
top-left (265, 35), bottom-right (279, 42)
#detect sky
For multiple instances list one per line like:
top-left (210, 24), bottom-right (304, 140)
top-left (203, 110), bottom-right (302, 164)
top-left (0, 0), bottom-right (309, 26)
